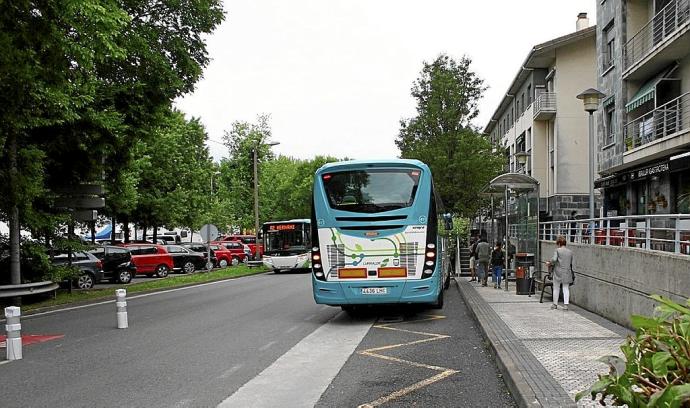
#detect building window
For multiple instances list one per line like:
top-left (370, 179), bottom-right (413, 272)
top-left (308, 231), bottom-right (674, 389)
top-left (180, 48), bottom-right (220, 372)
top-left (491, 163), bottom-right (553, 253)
top-left (521, 94), bottom-right (525, 114)
top-left (527, 85), bottom-right (532, 105)
top-left (605, 104), bottom-right (616, 144)
top-left (603, 22), bottom-right (615, 70)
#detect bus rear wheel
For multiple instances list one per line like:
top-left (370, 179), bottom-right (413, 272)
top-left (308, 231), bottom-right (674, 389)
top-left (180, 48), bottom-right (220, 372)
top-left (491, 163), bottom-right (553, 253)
top-left (431, 290), bottom-right (444, 309)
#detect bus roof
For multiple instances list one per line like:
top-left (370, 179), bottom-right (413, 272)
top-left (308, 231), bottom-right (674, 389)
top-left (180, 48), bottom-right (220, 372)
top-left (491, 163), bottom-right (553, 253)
top-left (316, 159), bottom-right (429, 175)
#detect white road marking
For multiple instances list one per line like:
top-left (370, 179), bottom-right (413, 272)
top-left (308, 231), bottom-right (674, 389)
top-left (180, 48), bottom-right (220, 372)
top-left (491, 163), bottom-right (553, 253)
top-left (285, 325), bottom-right (299, 334)
top-left (258, 341), bottom-right (277, 352)
top-left (16, 273), bottom-right (270, 320)
top-left (0, 360), bottom-right (11, 366)
top-left (219, 364), bottom-right (243, 379)
top-left (218, 312), bottom-right (373, 408)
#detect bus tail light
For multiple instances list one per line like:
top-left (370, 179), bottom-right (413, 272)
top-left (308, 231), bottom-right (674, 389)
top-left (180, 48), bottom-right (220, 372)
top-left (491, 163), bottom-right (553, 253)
top-left (377, 267), bottom-right (407, 278)
top-left (312, 246), bottom-right (326, 281)
top-left (338, 268), bottom-right (367, 279)
top-left (423, 244), bottom-right (436, 278)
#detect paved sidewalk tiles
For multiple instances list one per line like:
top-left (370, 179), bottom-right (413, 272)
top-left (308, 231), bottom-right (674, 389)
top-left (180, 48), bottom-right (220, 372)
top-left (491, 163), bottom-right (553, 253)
top-left (455, 278), bottom-right (630, 408)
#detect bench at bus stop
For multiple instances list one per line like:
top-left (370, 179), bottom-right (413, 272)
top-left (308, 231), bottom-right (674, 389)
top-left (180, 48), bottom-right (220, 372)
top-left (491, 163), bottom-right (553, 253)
top-left (532, 269), bottom-right (553, 303)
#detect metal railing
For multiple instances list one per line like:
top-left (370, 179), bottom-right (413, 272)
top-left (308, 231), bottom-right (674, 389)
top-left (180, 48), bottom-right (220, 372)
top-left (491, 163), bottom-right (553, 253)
top-left (624, 0), bottom-right (690, 70)
top-left (540, 214), bottom-right (690, 255)
top-left (625, 92), bottom-right (690, 150)
top-left (533, 92), bottom-right (556, 119)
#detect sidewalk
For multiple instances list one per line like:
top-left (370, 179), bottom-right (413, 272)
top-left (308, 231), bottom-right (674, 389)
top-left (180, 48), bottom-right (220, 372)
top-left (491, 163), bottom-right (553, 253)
top-left (454, 277), bottom-right (632, 408)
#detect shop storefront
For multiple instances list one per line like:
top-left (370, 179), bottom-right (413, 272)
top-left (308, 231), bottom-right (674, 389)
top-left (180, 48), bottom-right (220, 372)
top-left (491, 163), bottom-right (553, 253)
top-left (595, 155), bottom-right (690, 217)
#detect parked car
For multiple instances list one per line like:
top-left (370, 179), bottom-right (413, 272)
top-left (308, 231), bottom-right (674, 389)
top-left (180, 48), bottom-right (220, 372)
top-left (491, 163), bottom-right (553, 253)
top-left (220, 235), bottom-right (263, 259)
top-left (165, 245), bottom-right (207, 273)
top-left (52, 251), bottom-right (104, 290)
top-left (179, 243), bottom-right (217, 268)
top-left (211, 241), bottom-right (247, 266)
top-left (120, 244), bottom-right (174, 278)
top-left (88, 245), bottom-right (137, 284)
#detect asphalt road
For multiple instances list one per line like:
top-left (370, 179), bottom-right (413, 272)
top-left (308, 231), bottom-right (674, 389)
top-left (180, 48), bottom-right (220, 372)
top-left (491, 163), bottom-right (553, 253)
top-left (1, 273), bottom-right (516, 407)
top-left (316, 283), bottom-right (517, 408)
top-left (0, 271), bottom-right (338, 407)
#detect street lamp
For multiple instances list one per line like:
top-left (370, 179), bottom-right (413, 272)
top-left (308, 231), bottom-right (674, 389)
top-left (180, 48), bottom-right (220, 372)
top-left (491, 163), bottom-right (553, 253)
top-left (576, 88), bottom-right (605, 230)
top-left (253, 141), bottom-right (280, 261)
top-left (515, 151), bottom-right (530, 173)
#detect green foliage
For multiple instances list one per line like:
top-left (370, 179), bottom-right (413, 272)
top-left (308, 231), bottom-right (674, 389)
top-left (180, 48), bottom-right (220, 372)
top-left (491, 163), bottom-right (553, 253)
top-left (576, 295), bottom-right (690, 407)
top-left (396, 54), bottom-right (504, 217)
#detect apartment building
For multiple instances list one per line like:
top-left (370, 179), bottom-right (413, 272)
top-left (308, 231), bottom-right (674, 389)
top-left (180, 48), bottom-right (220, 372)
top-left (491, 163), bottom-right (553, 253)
top-left (484, 14), bottom-right (597, 220)
top-left (595, 0), bottom-right (690, 218)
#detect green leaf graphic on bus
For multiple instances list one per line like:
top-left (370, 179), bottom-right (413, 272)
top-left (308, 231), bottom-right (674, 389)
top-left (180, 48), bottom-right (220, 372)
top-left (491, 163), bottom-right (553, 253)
top-left (381, 258), bottom-right (389, 267)
top-left (355, 244), bottom-right (363, 251)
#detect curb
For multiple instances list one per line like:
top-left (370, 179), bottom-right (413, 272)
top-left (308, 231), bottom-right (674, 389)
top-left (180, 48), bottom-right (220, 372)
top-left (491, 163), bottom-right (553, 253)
top-left (453, 278), bottom-right (576, 408)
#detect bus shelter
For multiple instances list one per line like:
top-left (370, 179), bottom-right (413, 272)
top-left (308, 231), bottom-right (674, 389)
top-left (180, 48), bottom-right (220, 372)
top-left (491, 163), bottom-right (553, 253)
top-left (481, 173), bottom-right (540, 293)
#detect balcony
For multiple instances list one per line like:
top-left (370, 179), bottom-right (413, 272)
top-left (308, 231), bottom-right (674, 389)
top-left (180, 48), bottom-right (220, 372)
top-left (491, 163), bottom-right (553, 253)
top-left (625, 92), bottom-right (690, 152)
top-left (623, 0), bottom-right (690, 80)
top-left (533, 92), bottom-right (556, 121)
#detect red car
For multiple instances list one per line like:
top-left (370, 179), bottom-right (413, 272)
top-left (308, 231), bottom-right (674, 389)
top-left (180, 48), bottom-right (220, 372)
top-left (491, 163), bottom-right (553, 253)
top-left (220, 235), bottom-right (263, 260)
top-left (211, 241), bottom-right (247, 267)
top-left (120, 244), bottom-right (174, 278)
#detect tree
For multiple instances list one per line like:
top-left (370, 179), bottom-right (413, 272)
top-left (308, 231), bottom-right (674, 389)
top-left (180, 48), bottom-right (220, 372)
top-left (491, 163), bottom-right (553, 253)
top-left (221, 115), bottom-right (276, 231)
top-left (396, 54), bottom-right (503, 217)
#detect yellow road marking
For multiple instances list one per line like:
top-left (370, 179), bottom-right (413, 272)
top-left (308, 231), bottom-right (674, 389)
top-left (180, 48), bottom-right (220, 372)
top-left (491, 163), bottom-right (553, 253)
top-left (356, 314), bottom-right (458, 407)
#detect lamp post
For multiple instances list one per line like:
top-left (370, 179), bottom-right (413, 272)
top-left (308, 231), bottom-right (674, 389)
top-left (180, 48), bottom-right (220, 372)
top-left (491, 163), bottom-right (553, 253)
top-left (253, 141), bottom-right (280, 261)
top-left (577, 88), bottom-right (605, 238)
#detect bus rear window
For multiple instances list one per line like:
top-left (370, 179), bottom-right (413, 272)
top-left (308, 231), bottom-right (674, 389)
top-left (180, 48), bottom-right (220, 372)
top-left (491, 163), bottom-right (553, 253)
top-left (322, 169), bottom-right (420, 213)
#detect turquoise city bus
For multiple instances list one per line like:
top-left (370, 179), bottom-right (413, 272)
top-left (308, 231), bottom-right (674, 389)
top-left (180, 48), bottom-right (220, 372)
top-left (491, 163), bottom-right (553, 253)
top-left (261, 219), bottom-right (311, 272)
top-left (310, 159), bottom-right (451, 310)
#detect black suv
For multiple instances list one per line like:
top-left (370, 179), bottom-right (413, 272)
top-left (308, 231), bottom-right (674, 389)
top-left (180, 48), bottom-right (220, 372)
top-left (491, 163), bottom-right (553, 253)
top-left (88, 246), bottom-right (136, 284)
top-left (52, 251), bottom-right (104, 289)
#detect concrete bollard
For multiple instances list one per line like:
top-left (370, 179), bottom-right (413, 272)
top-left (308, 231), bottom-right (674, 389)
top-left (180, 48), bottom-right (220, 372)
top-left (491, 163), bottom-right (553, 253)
top-left (5, 306), bottom-right (22, 360)
top-left (115, 289), bottom-right (128, 329)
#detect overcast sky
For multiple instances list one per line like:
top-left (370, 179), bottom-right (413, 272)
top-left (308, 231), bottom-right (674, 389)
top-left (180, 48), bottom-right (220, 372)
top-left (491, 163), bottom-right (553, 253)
top-left (175, 0), bottom-right (598, 161)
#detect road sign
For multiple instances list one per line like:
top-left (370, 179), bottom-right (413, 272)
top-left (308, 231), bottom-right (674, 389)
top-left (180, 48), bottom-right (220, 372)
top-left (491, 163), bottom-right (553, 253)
top-left (200, 224), bottom-right (219, 243)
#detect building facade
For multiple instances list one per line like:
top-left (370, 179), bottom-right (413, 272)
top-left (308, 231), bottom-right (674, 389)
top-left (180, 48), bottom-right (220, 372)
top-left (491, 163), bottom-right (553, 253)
top-left (595, 0), bottom-right (690, 219)
top-left (484, 15), bottom-right (598, 220)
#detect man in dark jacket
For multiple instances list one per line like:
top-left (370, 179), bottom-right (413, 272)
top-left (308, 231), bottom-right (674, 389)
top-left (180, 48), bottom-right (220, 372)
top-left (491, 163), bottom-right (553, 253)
top-left (475, 237), bottom-right (491, 286)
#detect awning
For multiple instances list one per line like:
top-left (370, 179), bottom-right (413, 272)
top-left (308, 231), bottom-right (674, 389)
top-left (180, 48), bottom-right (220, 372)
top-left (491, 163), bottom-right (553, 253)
top-left (84, 224), bottom-right (112, 240)
top-left (625, 65), bottom-right (676, 112)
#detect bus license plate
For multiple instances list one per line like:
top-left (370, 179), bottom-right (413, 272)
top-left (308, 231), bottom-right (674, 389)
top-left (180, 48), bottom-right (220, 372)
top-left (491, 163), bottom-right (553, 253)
top-left (362, 287), bottom-right (387, 295)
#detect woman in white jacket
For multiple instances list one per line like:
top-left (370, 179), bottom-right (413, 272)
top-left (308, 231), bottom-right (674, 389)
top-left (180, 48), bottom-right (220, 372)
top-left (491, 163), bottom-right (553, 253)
top-left (545, 235), bottom-right (574, 310)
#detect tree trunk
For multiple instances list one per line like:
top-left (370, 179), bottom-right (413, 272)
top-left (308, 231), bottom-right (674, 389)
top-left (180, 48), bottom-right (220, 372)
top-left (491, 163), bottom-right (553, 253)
top-left (123, 220), bottom-right (130, 243)
top-left (152, 226), bottom-right (158, 243)
top-left (90, 222), bottom-right (96, 245)
top-left (8, 133), bottom-right (21, 298)
top-left (111, 216), bottom-right (117, 244)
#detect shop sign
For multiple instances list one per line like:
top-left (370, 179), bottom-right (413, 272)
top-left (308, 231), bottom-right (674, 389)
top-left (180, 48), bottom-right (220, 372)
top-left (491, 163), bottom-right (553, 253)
top-left (629, 161), bottom-right (669, 181)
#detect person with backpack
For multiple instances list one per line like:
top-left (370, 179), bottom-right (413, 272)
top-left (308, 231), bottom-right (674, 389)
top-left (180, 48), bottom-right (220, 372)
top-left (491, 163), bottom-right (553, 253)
top-left (475, 237), bottom-right (491, 287)
top-left (490, 241), bottom-right (505, 289)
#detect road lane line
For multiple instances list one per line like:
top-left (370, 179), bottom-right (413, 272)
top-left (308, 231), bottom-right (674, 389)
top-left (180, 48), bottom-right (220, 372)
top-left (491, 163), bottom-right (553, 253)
top-left (0, 360), bottom-right (10, 366)
top-left (258, 341), bottom-right (277, 352)
top-left (19, 273), bottom-right (270, 319)
top-left (217, 312), bottom-right (373, 408)
top-left (356, 314), bottom-right (458, 408)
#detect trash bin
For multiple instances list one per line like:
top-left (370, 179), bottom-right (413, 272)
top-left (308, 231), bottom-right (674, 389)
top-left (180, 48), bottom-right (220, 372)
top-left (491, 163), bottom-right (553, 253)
top-left (515, 253), bottom-right (535, 295)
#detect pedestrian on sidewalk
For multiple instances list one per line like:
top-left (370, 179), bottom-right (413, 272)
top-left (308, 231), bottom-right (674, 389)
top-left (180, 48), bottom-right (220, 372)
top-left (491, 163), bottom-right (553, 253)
top-left (469, 237), bottom-right (478, 282)
top-left (490, 241), bottom-right (505, 289)
top-left (546, 235), bottom-right (574, 310)
top-left (475, 237), bottom-right (491, 287)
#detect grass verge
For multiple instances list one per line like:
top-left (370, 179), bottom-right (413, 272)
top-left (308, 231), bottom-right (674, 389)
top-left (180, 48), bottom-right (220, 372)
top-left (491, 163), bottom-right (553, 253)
top-left (22, 265), bottom-right (269, 313)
